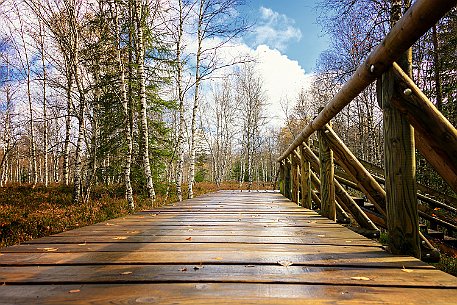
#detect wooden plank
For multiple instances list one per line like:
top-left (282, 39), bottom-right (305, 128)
top-left (2, 283), bottom-right (457, 305)
top-left (21, 235), bottom-right (378, 247)
top-left (2, 242), bottom-right (383, 254)
top-left (0, 248), bottom-right (432, 268)
top-left (1, 264), bottom-right (455, 287)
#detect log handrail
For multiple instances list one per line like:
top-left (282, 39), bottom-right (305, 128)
top-left (278, 0), bottom-right (457, 162)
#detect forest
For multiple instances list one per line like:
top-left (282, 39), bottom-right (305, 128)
top-left (0, 0), bottom-right (455, 214)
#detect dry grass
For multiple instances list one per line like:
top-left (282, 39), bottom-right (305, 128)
top-left (0, 181), bottom-right (273, 248)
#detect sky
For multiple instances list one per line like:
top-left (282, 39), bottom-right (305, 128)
top-left (243, 0), bottom-right (329, 73)
top-left (235, 0), bottom-right (330, 126)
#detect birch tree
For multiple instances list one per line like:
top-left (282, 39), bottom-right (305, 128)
top-left (188, 0), bottom-right (248, 198)
top-left (236, 64), bottom-right (266, 190)
top-left (135, 0), bottom-right (156, 204)
top-left (109, 0), bottom-right (135, 209)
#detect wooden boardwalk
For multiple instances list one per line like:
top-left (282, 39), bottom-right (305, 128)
top-left (0, 190), bottom-right (456, 304)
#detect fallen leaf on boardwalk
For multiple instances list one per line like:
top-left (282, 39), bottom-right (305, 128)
top-left (68, 289), bottom-right (80, 293)
top-left (120, 272), bottom-right (133, 275)
top-left (186, 237), bottom-right (192, 241)
top-left (37, 247), bottom-right (58, 252)
top-left (213, 257), bottom-right (223, 261)
top-left (345, 240), bottom-right (352, 243)
top-left (188, 228), bottom-right (194, 231)
top-left (401, 268), bottom-right (414, 273)
top-left (278, 260), bottom-right (293, 267)
top-left (113, 236), bottom-right (128, 240)
top-left (180, 267), bottom-right (188, 272)
top-left (350, 276), bottom-right (371, 281)
top-left (150, 214), bottom-right (158, 217)
top-left (77, 242), bottom-right (87, 246)
top-left (105, 223), bottom-right (114, 226)
top-left (195, 284), bottom-right (208, 290)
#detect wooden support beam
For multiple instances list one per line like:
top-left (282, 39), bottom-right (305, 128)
top-left (381, 15), bottom-right (420, 258)
top-left (284, 158), bottom-right (291, 199)
top-left (301, 143), bottom-right (378, 231)
top-left (318, 123), bottom-right (336, 222)
top-left (300, 143), bottom-right (312, 209)
top-left (311, 189), bottom-right (321, 209)
top-left (334, 179), bottom-right (379, 233)
top-left (391, 62), bottom-right (457, 193)
top-left (309, 170), bottom-right (348, 223)
top-left (278, 0), bottom-right (457, 162)
top-left (279, 160), bottom-right (285, 195)
top-left (291, 153), bottom-right (299, 204)
top-left (322, 126), bottom-right (387, 216)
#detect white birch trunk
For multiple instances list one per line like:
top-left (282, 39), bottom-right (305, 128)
top-left (39, 22), bottom-right (49, 187)
top-left (188, 0), bottom-right (204, 199)
top-left (136, 0), bottom-right (155, 205)
top-left (175, 0), bottom-right (185, 202)
top-left (112, 0), bottom-right (134, 209)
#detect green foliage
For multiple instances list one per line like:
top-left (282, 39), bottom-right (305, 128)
top-left (432, 253), bottom-right (457, 277)
top-left (195, 168), bottom-right (208, 183)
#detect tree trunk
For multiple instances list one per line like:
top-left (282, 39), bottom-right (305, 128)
top-left (17, 11), bottom-right (37, 186)
top-left (188, 0), bottom-right (205, 199)
top-left (136, 0), bottom-right (155, 205)
top-left (176, 0), bottom-right (185, 202)
top-left (112, 0), bottom-right (134, 209)
top-left (39, 21), bottom-right (49, 187)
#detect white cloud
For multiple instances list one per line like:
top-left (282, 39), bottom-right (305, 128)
top-left (252, 45), bottom-right (312, 127)
top-left (251, 7), bottom-right (302, 52)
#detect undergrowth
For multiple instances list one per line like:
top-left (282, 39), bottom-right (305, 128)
top-left (0, 181), bottom-right (268, 248)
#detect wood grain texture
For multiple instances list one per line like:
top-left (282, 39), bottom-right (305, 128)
top-left (291, 153), bottom-right (299, 204)
top-left (322, 126), bottom-right (387, 216)
top-left (0, 190), bottom-right (455, 304)
top-left (392, 62), bottom-right (457, 193)
top-left (382, 68), bottom-right (421, 258)
top-left (300, 143), bottom-right (313, 209)
top-left (318, 126), bottom-right (336, 221)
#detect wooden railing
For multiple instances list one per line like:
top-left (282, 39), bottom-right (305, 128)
top-left (278, 0), bottom-right (457, 262)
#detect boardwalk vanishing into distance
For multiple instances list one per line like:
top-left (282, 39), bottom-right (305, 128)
top-left (0, 190), bottom-right (456, 304)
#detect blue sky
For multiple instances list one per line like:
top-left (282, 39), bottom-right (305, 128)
top-left (242, 0), bottom-right (330, 73)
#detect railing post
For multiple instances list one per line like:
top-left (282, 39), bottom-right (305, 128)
top-left (279, 160), bottom-right (285, 195)
top-left (300, 142), bottom-right (312, 209)
top-left (317, 111), bottom-right (336, 222)
top-left (380, 0), bottom-right (420, 259)
top-left (291, 152), bottom-right (299, 204)
top-left (284, 156), bottom-right (291, 199)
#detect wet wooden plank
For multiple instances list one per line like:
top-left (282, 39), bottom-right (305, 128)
top-left (1, 264), bottom-right (456, 287)
top-left (2, 242), bottom-right (382, 253)
top-left (1, 283), bottom-right (457, 305)
top-left (22, 235), bottom-right (378, 247)
top-left (0, 248), bottom-right (432, 268)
